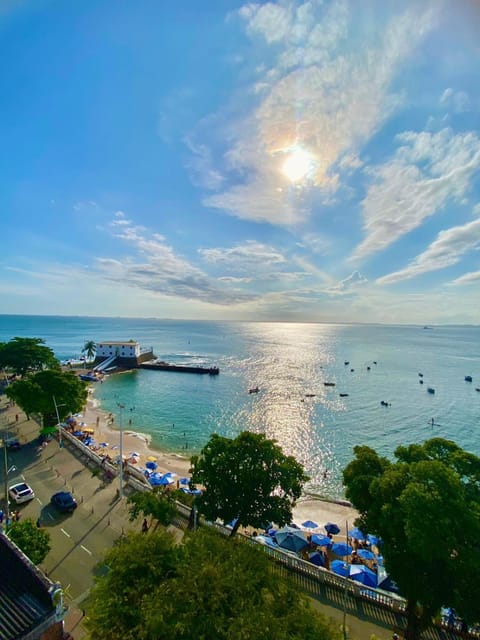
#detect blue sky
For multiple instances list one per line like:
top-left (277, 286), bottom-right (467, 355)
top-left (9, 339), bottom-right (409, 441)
top-left (1, 0), bottom-right (480, 323)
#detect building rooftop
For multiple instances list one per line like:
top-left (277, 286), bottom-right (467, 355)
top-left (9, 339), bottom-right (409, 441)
top-left (0, 534), bottom-right (57, 640)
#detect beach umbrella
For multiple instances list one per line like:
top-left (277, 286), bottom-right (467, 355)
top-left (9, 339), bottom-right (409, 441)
top-left (73, 431), bottom-right (83, 437)
top-left (179, 477), bottom-right (190, 485)
top-left (149, 473), bottom-right (173, 486)
top-left (367, 533), bottom-right (382, 546)
top-left (308, 551), bottom-right (325, 567)
top-left (348, 527), bottom-right (366, 540)
top-left (311, 534), bottom-right (332, 547)
top-left (302, 520), bottom-right (319, 529)
top-left (147, 455), bottom-right (157, 462)
top-left (330, 560), bottom-right (350, 577)
top-left (255, 535), bottom-right (278, 548)
top-left (99, 442), bottom-right (109, 448)
top-left (146, 461), bottom-right (158, 470)
top-left (275, 526), bottom-right (309, 552)
top-left (129, 451), bottom-right (140, 458)
top-left (189, 488), bottom-right (202, 495)
top-left (357, 549), bottom-right (376, 560)
top-left (332, 542), bottom-right (353, 557)
top-left (324, 522), bottom-right (340, 535)
top-left (350, 565), bottom-right (377, 588)
top-left (267, 528), bottom-right (278, 537)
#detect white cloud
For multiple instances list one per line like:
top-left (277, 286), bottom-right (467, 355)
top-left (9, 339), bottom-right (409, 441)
top-left (352, 128), bottom-right (480, 260)
top-left (199, 240), bottom-right (286, 268)
top-left (326, 270), bottom-right (368, 295)
top-left (377, 216), bottom-right (480, 284)
top-left (440, 87), bottom-right (471, 113)
top-left (184, 136), bottom-right (225, 190)
top-left (201, 2), bottom-right (438, 226)
top-left (448, 270), bottom-right (480, 286)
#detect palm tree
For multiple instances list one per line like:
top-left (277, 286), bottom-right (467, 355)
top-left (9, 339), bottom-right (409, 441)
top-left (82, 340), bottom-right (97, 364)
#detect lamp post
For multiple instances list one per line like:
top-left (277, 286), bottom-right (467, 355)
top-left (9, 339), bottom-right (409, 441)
top-left (342, 519), bottom-right (349, 640)
top-left (2, 437), bottom-right (17, 523)
top-left (53, 396), bottom-right (66, 448)
top-left (117, 403), bottom-right (125, 499)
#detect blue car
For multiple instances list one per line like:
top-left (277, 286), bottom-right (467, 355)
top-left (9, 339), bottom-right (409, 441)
top-left (51, 491), bottom-right (77, 513)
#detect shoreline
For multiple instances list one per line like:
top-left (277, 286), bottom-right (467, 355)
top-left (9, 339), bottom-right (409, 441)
top-left (82, 384), bottom-right (359, 531)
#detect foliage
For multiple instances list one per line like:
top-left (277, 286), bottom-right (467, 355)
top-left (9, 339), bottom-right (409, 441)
top-left (0, 337), bottom-right (59, 376)
top-left (6, 369), bottom-right (88, 423)
top-left (85, 530), bottom-right (178, 640)
top-left (190, 431), bottom-right (308, 536)
top-left (343, 438), bottom-right (480, 640)
top-left (85, 527), bottom-right (339, 640)
top-left (127, 489), bottom-right (176, 528)
top-left (7, 518), bottom-right (51, 564)
top-left (82, 340), bottom-right (97, 362)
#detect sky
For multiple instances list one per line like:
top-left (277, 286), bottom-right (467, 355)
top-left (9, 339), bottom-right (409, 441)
top-left (1, 0), bottom-right (480, 324)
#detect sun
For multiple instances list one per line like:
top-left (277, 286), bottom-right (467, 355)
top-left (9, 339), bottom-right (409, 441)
top-left (282, 147), bottom-right (315, 183)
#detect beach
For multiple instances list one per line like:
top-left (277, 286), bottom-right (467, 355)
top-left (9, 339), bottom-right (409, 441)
top-left (80, 385), bottom-right (359, 534)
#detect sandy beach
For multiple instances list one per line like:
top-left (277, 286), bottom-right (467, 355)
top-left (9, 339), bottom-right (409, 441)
top-left (81, 384), bottom-right (359, 535)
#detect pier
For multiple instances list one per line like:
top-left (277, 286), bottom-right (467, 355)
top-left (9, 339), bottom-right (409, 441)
top-left (140, 361), bottom-right (219, 375)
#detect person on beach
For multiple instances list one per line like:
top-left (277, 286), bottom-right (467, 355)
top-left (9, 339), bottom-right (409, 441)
top-left (142, 518), bottom-right (149, 533)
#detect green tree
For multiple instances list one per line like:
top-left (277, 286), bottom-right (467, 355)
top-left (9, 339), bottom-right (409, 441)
top-left (86, 530), bottom-right (179, 640)
top-left (82, 340), bottom-right (97, 363)
top-left (343, 438), bottom-right (480, 640)
top-left (127, 489), bottom-right (177, 529)
top-left (0, 337), bottom-right (58, 377)
top-left (190, 431), bottom-right (308, 536)
top-left (86, 527), bottom-right (339, 640)
top-left (7, 518), bottom-right (51, 564)
top-left (6, 369), bottom-right (88, 424)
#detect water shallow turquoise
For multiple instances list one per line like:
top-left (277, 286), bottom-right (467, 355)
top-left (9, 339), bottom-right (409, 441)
top-left (1, 316), bottom-right (479, 498)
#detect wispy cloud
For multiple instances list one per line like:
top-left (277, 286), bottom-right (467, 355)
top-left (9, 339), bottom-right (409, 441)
top-left (448, 270), bottom-right (480, 286)
top-left (200, 1), bottom-right (438, 226)
top-left (352, 128), bottom-right (480, 260)
top-left (377, 215), bottom-right (480, 284)
top-left (439, 87), bottom-right (471, 113)
top-left (199, 240), bottom-right (285, 268)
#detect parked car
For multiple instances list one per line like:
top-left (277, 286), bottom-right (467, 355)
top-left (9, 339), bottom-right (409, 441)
top-left (51, 491), bottom-right (77, 513)
top-left (9, 482), bottom-right (35, 504)
top-left (5, 437), bottom-right (21, 450)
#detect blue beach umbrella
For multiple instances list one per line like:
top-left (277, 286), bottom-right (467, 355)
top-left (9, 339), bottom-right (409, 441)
top-left (302, 520), bottom-right (319, 529)
top-left (73, 431), bottom-right (83, 436)
top-left (348, 527), bottom-right (366, 540)
top-left (145, 461), bottom-right (158, 470)
top-left (367, 533), bottom-right (383, 546)
top-left (357, 549), bottom-right (376, 560)
top-left (308, 551), bottom-right (325, 567)
top-left (324, 522), bottom-right (340, 535)
top-left (332, 542), bottom-right (353, 557)
top-left (311, 534), bottom-right (332, 547)
top-left (99, 442), bottom-right (109, 448)
top-left (267, 528), bottom-right (278, 537)
top-left (255, 535), bottom-right (278, 548)
top-left (179, 477), bottom-right (190, 485)
top-left (350, 565), bottom-right (377, 588)
top-left (330, 560), bottom-right (350, 577)
top-left (275, 526), bottom-right (309, 552)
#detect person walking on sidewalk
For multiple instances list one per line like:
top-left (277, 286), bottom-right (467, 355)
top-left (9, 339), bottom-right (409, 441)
top-left (142, 518), bottom-right (149, 533)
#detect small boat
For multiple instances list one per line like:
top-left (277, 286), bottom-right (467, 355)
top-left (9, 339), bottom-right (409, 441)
top-left (476, 388), bottom-right (480, 392)
top-left (324, 382), bottom-right (336, 387)
top-left (418, 373), bottom-right (423, 377)
top-left (305, 393), bottom-right (316, 398)
top-left (373, 361), bottom-right (377, 365)
top-left (339, 393), bottom-right (349, 397)
top-left (367, 366), bottom-right (371, 371)
top-left (79, 374), bottom-right (98, 382)
top-left (350, 368), bottom-right (355, 372)
top-left (344, 361), bottom-right (349, 365)
top-left (465, 376), bottom-right (473, 382)
top-left (248, 387), bottom-right (259, 394)
top-left (419, 379), bottom-right (424, 384)
top-left (427, 387), bottom-right (435, 394)
top-left (380, 400), bottom-right (390, 407)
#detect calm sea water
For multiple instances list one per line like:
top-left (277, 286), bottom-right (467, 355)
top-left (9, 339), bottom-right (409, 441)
top-left (1, 315), bottom-right (479, 498)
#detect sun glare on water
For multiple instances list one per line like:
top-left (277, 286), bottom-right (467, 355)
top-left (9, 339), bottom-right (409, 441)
top-left (282, 147), bottom-right (315, 183)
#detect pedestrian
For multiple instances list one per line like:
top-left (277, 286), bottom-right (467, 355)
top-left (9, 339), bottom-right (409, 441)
top-left (15, 414), bottom-right (19, 422)
top-left (0, 509), bottom-right (4, 524)
top-left (36, 518), bottom-right (41, 528)
top-left (142, 518), bottom-right (149, 533)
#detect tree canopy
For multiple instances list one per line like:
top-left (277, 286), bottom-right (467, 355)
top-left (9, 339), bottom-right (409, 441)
top-left (190, 431), bottom-right (308, 536)
top-left (85, 527), bottom-right (339, 640)
top-left (0, 337), bottom-right (58, 376)
top-left (127, 489), bottom-right (177, 529)
top-left (82, 340), bottom-right (96, 362)
top-left (7, 518), bottom-right (51, 564)
top-left (6, 369), bottom-right (88, 424)
top-left (343, 438), bottom-right (480, 639)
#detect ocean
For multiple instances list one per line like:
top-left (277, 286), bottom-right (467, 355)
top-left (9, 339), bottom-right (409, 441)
top-left (1, 315), bottom-right (479, 499)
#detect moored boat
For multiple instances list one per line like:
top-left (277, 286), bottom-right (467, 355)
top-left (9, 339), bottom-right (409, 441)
top-left (465, 375), bottom-right (473, 382)
top-left (427, 387), bottom-right (435, 394)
